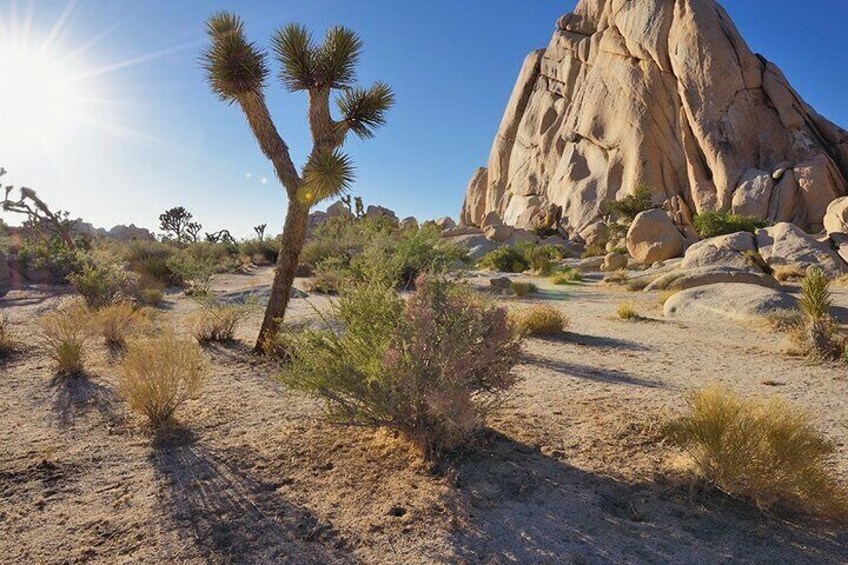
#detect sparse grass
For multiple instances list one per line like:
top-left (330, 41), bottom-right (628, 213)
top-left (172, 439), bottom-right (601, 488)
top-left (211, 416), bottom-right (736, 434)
top-left (665, 386), bottom-right (848, 519)
top-left (510, 281), bottom-right (537, 297)
top-left (580, 243), bottom-right (607, 259)
top-left (616, 301), bottom-right (640, 320)
top-left (551, 268), bottom-right (582, 285)
top-left (39, 299), bottom-right (93, 376)
top-left (604, 270), bottom-right (629, 286)
top-left (97, 302), bottom-right (151, 349)
top-left (118, 333), bottom-right (207, 429)
top-left (189, 302), bottom-right (248, 343)
top-left (0, 315), bottom-right (17, 358)
top-left (658, 289), bottom-right (679, 306)
top-left (513, 306), bottom-right (568, 337)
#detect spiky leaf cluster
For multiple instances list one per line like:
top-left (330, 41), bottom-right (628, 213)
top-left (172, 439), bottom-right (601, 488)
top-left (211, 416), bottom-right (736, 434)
top-left (273, 24), bottom-right (363, 91)
top-left (337, 82), bottom-right (395, 139)
top-left (299, 148), bottom-right (355, 204)
top-left (202, 12), bottom-right (268, 102)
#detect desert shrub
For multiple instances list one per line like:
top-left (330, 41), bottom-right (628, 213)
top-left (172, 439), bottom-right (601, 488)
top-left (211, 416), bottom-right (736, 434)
top-left (18, 237), bottom-right (85, 282)
top-left (188, 302), bottom-right (248, 343)
top-left (665, 386), bottom-right (848, 518)
top-left (118, 334), bottom-right (207, 429)
top-left (183, 241), bottom-right (241, 272)
top-left (68, 261), bottom-right (136, 309)
top-left (124, 241), bottom-right (178, 285)
top-left (798, 267), bottom-right (843, 361)
top-left (479, 246), bottom-right (529, 273)
top-left (605, 185), bottom-right (654, 221)
top-left (581, 243), bottom-right (607, 259)
top-left (0, 315), bottom-right (17, 358)
top-left (525, 245), bottom-right (562, 276)
top-left (513, 306), bottom-right (567, 337)
top-left (239, 237), bottom-right (279, 264)
top-left (139, 288), bottom-right (164, 306)
top-left (96, 302), bottom-right (151, 349)
top-left (281, 275), bottom-right (522, 461)
top-left (551, 267), bottom-right (582, 285)
top-left (510, 281), bottom-right (537, 297)
top-left (166, 254), bottom-right (216, 295)
top-left (693, 211), bottom-right (767, 239)
top-left (39, 299), bottom-right (93, 376)
top-left (616, 301), bottom-right (639, 320)
top-left (307, 256), bottom-right (352, 295)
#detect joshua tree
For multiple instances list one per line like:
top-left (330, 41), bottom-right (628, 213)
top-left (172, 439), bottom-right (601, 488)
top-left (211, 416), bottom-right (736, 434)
top-left (205, 229), bottom-right (236, 245)
top-left (354, 196), bottom-right (365, 219)
top-left (253, 223), bottom-right (267, 241)
top-left (202, 13), bottom-right (394, 352)
top-left (186, 221), bottom-right (203, 243)
top-left (1, 168), bottom-right (76, 249)
top-left (159, 206), bottom-right (194, 243)
top-left (340, 195), bottom-right (352, 213)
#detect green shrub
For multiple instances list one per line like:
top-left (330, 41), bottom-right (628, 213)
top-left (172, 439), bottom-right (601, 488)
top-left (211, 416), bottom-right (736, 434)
top-left (281, 275), bottom-right (522, 461)
top-left (581, 243), bottom-right (607, 259)
top-left (68, 261), bottom-right (136, 309)
top-left (166, 254), bottom-right (217, 295)
top-left (239, 237), bottom-right (279, 264)
top-left (605, 185), bottom-right (654, 221)
top-left (551, 267), bottom-right (582, 285)
top-left (693, 211), bottom-right (767, 239)
top-left (18, 237), bottom-right (84, 282)
top-left (479, 246), bottom-right (529, 273)
top-left (124, 241), bottom-right (178, 285)
top-left (525, 245), bottom-right (563, 276)
top-left (665, 386), bottom-right (848, 518)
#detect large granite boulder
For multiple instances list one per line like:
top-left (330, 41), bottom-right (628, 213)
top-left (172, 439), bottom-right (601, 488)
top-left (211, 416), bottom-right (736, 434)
top-left (626, 210), bottom-right (685, 264)
top-left (365, 205), bottom-right (399, 224)
top-left (755, 222), bottom-right (846, 278)
top-left (824, 196), bottom-right (848, 235)
top-left (681, 232), bottom-right (759, 271)
top-left (460, 0), bottom-right (848, 235)
top-left (645, 266), bottom-right (781, 292)
top-left (664, 283), bottom-right (797, 324)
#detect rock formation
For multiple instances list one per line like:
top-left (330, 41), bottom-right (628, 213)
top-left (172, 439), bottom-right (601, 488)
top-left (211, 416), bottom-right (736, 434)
top-left (461, 0), bottom-right (848, 234)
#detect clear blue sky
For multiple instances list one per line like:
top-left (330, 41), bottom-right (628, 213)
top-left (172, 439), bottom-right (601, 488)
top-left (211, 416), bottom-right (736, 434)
top-left (1, 0), bottom-right (847, 237)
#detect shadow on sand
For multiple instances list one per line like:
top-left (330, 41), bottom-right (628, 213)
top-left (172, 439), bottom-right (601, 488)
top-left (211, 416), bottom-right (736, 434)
top-left (522, 353), bottom-right (665, 389)
top-left (51, 374), bottom-right (120, 427)
top-left (447, 431), bottom-right (848, 564)
top-left (150, 431), bottom-right (353, 564)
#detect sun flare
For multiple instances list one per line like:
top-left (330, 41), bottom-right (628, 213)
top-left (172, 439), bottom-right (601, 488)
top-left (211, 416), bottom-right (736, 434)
top-left (0, 40), bottom-right (89, 147)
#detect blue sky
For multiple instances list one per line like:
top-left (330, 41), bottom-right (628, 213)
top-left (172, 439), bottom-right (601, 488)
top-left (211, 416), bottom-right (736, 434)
top-left (1, 0), bottom-right (847, 237)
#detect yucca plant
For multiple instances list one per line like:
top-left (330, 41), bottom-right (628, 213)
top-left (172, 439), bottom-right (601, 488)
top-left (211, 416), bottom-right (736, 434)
top-left (202, 14), bottom-right (394, 352)
top-left (798, 267), bottom-right (842, 360)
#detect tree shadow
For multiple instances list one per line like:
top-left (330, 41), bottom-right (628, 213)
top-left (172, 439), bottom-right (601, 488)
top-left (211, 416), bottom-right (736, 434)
top-left (553, 331), bottom-right (651, 352)
top-left (522, 353), bottom-right (665, 388)
top-left (150, 434), bottom-right (353, 564)
top-left (50, 374), bottom-right (120, 427)
top-left (446, 431), bottom-right (848, 564)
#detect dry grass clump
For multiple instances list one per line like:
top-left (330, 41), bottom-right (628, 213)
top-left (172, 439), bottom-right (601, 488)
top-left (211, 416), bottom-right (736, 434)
top-left (96, 302), bottom-right (151, 349)
top-left (118, 334), bottom-right (207, 429)
top-left (39, 299), bottom-right (93, 376)
top-left (139, 288), bottom-right (164, 307)
top-left (282, 275), bottom-right (522, 462)
top-left (0, 314), bottom-right (17, 358)
top-left (658, 289), bottom-right (678, 306)
top-left (189, 303), bottom-right (248, 343)
top-left (510, 281), bottom-right (537, 297)
top-left (513, 306), bottom-right (568, 337)
top-left (772, 264), bottom-right (807, 282)
top-left (550, 268), bottom-right (581, 285)
top-left (665, 386), bottom-right (848, 519)
top-left (616, 301), bottom-right (640, 320)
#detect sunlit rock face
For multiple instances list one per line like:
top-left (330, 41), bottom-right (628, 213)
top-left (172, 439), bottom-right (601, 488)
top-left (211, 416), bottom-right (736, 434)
top-left (461, 0), bottom-right (848, 233)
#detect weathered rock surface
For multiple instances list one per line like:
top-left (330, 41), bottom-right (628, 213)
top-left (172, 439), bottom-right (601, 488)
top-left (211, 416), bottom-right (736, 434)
top-left (645, 266), bottom-right (781, 292)
top-left (756, 223), bottom-right (846, 277)
top-left (664, 283), bottom-right (797, 323)
top-left (326, 201), bottom-right (353, 218)
top-left (824, 197), bottom-right (848, 235)
top-left (460, 0), bottom-right (848, 234)
top-left (365, 205), bottom-right (398, 224)
top-left (442, 233), bottom-right (498, 262)
top-left (601, 252), bottom-right (627, 272)
top-left (681, 232), bottom-right (758, 271)
top-left (484, 224), bottom-right (514, 242)
top-left (399, 217), bottom-right (418, 231)
top-left (626, 210), bottom-right (684, 264)
top-left (435, 217), bottom-right (457, 230)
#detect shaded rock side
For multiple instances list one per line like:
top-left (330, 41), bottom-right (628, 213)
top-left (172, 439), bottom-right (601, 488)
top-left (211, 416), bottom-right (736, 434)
top-left (460, 0), bottom-right (848, 233)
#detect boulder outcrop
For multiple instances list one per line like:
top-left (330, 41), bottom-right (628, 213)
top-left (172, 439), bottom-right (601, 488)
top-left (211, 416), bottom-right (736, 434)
top-left (626, 209), bottom-right (684, 264)
top-left (460, 0), bottom-right (848, 234)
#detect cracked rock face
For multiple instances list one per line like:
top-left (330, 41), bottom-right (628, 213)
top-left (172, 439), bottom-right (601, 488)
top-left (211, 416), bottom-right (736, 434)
top-left (460, 0), bottom-right (848, 234)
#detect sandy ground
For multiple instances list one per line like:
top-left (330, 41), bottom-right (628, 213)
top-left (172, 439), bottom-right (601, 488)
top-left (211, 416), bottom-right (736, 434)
top-left (1, 267), bottom-right (847, 564)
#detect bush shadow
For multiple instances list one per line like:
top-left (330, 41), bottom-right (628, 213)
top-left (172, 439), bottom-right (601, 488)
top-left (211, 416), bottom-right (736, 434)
top-left (447, 431), bottom-right (848, 564)
top-left (50, 374), bottom-right (121, 427)
top-left (522, 353), bottom-right (665, 389)
top-left (553, 330), bottom-right (651, 352)
top-left (150, 434), bottom-right (353, 564)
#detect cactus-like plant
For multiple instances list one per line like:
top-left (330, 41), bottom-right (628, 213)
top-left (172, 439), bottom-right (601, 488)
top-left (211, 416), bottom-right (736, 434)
top-left (202, 13), bottom-right (394, 352)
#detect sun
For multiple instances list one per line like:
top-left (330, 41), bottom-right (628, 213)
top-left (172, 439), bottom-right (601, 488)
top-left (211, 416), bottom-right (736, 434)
top-left (0, 39), bottom-right (89, 148)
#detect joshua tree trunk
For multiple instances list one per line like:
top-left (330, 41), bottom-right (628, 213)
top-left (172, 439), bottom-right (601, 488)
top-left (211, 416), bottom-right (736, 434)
top-left (255, 197), bottom-right (310, 352)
